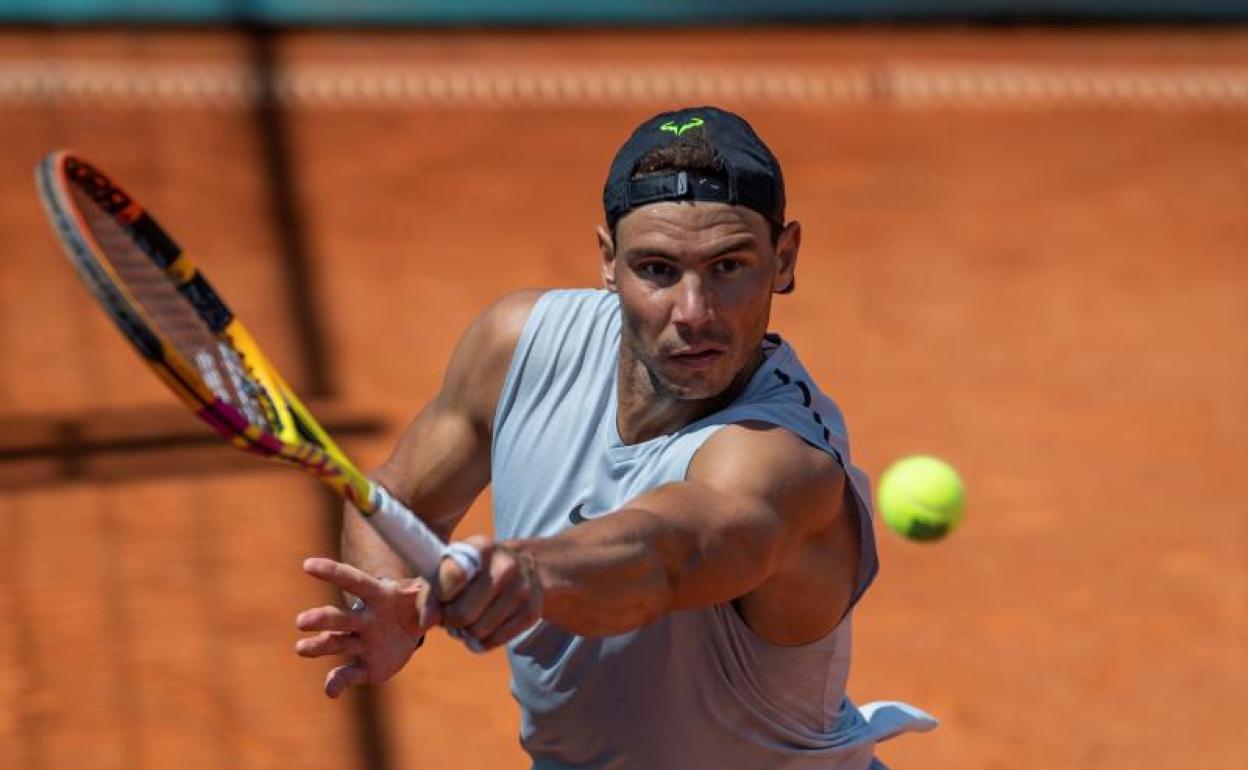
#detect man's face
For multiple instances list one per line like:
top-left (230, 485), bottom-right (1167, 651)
top-left (600, 201), bottom-right (799, 401)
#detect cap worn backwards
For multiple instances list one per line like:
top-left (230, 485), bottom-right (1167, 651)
top-left (602, 106), bottom-right (786, 231)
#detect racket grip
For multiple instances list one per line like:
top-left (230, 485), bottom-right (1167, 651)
top-left (366, 482), bottom-right (456, 578)
top-left (367, 484), bottom-right (487, 653)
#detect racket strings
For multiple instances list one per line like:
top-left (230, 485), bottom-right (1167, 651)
top-left (70, 183), bottom-right (275, 431)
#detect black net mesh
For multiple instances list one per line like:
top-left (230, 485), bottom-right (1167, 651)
top-left (68, 182), bottom-right (274, 432)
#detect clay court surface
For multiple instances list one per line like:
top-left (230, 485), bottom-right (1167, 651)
top-left (0, 26), bottom-right (1245, 770)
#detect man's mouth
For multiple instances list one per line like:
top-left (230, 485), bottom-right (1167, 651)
top-left (666, 346), bottom-right (726, 370)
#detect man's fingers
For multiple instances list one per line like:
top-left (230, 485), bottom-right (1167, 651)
top-left (407, 578), bottom-right (443, 634)
top-left (480, 602), bottom-right (542, 650)
top-left (324, 663), bottom-right (369, 699)
top-left (303, 558), bottom-right (388, 605)
top-left (441, 569), bottom-right (497, 628)
top-left (295, 631), bottom-right (362, 659)
top-left (464, 589), bottom-right (524, 641)
top-left (296, 605), bottom-right (364, 634)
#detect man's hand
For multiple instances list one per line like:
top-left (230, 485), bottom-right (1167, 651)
top-left (295, 558), bottom-right (438, 698)
top-left (435, 535), bottom-right (544, 650)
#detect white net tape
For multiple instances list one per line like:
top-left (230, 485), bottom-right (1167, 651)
top-left (2, 59), bottom-right (1246, 110)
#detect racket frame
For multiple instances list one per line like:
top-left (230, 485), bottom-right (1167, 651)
top-left (36, 150), bottom-right (450, 577)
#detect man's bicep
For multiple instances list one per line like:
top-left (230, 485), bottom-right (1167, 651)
top-left (606, 425), bottom-right (847, 592)
top-left (438, 289), bottom-right (544, 425)
top-left (600, 479), bottom-right (785, 610)
top-left (688, 423), bottom-right (861, 643)
top-left (687, 423), bottom-right (848, 545)
top-left (604, 430), bottom-right (842, 608)
top-left (371, 403), bottom-right (491, 539)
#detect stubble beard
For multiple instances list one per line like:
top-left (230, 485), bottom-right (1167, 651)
top-left (618, 290), bottom-right (775, 405)
top-left (622, 326), bottom-right (754, 404)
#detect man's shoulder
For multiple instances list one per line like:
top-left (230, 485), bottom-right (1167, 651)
top-left (507, 288), bottom-right (620, 371)
top-left (465, 287), bottom-right (618, 421)
top-left (486, 288), bottom-right (617, 346)
top-left (477, 289), bottom-right (546, 341)
top-left (758, 336), bottom-right (840, 410)
top-left (528, 287), bottom-right (617, 320)
top-left (689, 421), bottom-right (846, 511)
top-left (721, 335), bottom-right (851, 453)
top-left (439, 290), bottom-right (546, 422)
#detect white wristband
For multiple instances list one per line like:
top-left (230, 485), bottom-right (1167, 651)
top-left (441, 541), bottom-right (486, 654)
top-left (442, 541), bottom-right (482, 580)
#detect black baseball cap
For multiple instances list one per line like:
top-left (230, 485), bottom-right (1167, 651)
top-left (602, 106), bottom-right (786, 231)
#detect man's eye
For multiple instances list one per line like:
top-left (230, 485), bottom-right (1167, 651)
top-left (714, 259), bottom-right (743, 275)
top-left (639, 263), bottom-right (676, 279)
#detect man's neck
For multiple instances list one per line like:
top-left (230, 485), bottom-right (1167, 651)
top-left (615, 346), bottom-right (765, 445)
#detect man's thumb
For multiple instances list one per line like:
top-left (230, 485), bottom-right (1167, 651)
top-left (435, 535), bottom-right (492, 602)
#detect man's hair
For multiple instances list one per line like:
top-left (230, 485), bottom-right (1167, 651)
top-left (632, 133), bottom-right (724, 179)
top-left (619, 133), bottom-right (782, 245)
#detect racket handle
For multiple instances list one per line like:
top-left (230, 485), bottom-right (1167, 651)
top-left (367, 482), bottom-right (466, 578)
top-left (366, 483), bottom-right (487, 653)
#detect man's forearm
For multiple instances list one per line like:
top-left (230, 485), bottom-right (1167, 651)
top-left (510, 494), bottom-right (781, 637)
top-left (340, 502), bottom-right (414, 583)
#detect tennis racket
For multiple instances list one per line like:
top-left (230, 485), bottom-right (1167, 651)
top-left (35, 149), bottom-right (479, 583)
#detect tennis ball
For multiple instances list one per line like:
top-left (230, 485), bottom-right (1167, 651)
top-left (877, 455), bottom-right (966, 542)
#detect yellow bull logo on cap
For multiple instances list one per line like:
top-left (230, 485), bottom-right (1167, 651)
top-left (659, 117), bottom-right (704, 136)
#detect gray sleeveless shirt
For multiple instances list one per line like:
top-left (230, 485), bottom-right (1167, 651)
top-left (491, 289), bottom-right (935, 769)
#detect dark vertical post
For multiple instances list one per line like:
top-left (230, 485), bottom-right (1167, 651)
top-left (242, 23), bottom-right (392, 770)
top-left (245, 25), bottom-right (332, 399)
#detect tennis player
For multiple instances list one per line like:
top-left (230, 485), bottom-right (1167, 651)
top-left (295, 106), bottom-right (935, 768)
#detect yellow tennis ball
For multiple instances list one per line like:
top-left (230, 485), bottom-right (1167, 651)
top-left (877, 455), bottom-right (966, 542)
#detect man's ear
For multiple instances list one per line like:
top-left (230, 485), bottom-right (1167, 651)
top-left (597, 224), bottom-right (618, 292)
top-left (774, 220), bottom-right (800, 295)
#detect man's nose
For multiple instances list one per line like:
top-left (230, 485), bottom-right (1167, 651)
top-left (671, 274), bottom-right (713, 330)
